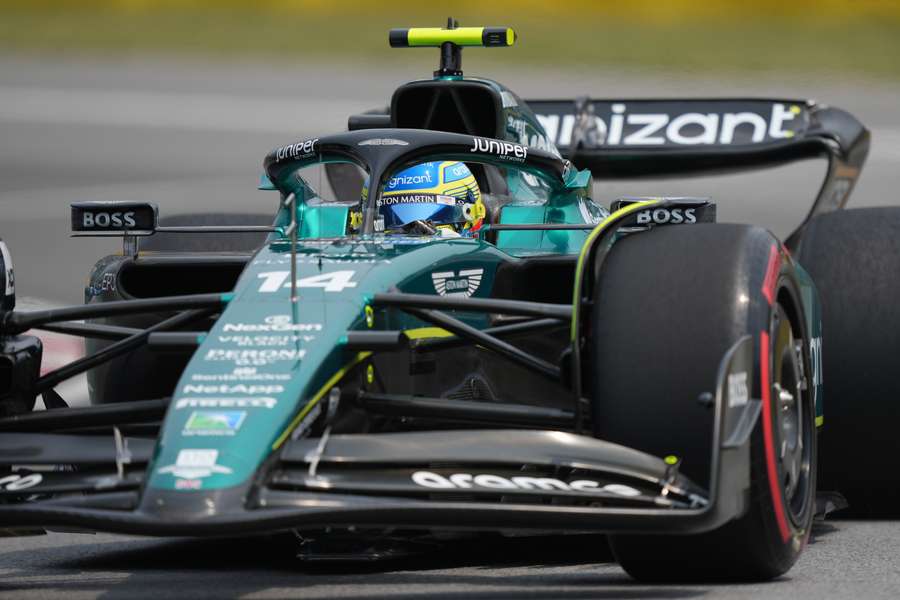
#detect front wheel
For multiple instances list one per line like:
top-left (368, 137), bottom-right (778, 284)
top-left (590, 224), bottom-right (816, 581)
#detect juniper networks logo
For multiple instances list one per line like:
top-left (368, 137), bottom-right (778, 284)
top-left (432, 268), bottom-right (484, 297)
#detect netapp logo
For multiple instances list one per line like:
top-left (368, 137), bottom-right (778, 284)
top-left (411, 471), bottom-right (641, 497)
top-left (636, 208), bottom-right (697, 225)
top-left (82, 212), bottom-right (136, 228)
top-left (470, 137), bottom-right (528, 161)
top-left (537, 103), bottom-right (802, 147)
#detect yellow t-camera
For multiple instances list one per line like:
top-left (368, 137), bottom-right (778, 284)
top-left (389, 27), bottom-right (516, 48)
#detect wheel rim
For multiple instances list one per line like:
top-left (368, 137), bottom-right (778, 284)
top-left (771, 303), bottom-right (813, 523)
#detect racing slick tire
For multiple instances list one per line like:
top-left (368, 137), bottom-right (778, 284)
top-left (138, 213), bottom-right (272, 252)
top-left (793, 207), bottom-right (900, 517)
top-left (590, 224), bottom-right (817, 582)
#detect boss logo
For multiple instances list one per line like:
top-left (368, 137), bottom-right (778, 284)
top-left (71, 202), bottom-right (157, 235)
top-left (636, 208), bottom-right (697, 225)
top-left (82, 211), bottom-right (136, 228)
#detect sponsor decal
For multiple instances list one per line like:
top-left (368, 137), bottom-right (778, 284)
top-left (443, 162), bottom-right (471, 183)
top-left (432, 268), bottom-right (483, 297)
top-left (81, 211), bottom-right (136, 228)
top-left (217, 334), bottom-right (316, 346)
top-left (257, 271), bottom-right (357, 293)
top-left (387, 171), bottom-right (433, 189)
top-left (221, 315), bottom-right (322, 333)
top-left (175, 397), bottom-right (277, 410)
top-left (274, 138), bottom-right (318, 162)
top-left (411, 471), bottom-right (641, 497)
top-left (0, 473), bottom-right (42, 492)
top-left (71, 202), bottom-right (157, 233)
top-left (181, 384), bottom-right (284, 395)
top-left (97, 272), bottom-right (116, 292)
top-left (190, 367), bottom-right (291, 382)
top-left (87, 272), bottom-right (117, 297)
top-left (290, 402), bottom-right (322, 441)
top-left (203, 348), bottom-right (306, 365)
top-left (379, 194), bottom-right (456, 206)
top-left (470, 137), bottom-right (528, 162)
top-left (175, 479), bottom-right (202, 490)
top-left (183, 410), bottom-right (246, 436)
top-left (358, 138), bottom-right (409, 146)
top-left (536, 102), bottom-right (803, 147)
top-left (727, 372), bottom-right (749, 408)
top-left (158, 449), bottom-right (232, 479)
top-left (810, 337), bottom-right (823, 388)
top-left (635, 207), bottom-right (697, 225)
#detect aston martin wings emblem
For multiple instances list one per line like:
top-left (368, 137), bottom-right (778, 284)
top-left (431, 268), bottom-right (484, 297)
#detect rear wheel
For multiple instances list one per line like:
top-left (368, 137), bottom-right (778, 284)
top-left (793, 207), bottom-right (900, 516)
top-left (590, 224), bottom-right (816, 581)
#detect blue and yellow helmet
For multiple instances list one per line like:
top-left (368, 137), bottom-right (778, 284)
top-left (364, 161), bottom-right (484, 234)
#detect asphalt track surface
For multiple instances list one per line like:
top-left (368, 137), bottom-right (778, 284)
top-left (1, 57), bottom-right (900, 598)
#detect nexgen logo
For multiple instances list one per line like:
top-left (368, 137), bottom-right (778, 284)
top-left (411, 470), bottom-right (641, 497)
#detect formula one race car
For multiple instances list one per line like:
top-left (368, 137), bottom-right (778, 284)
top-left (0, 23), bottom-right (893, 582)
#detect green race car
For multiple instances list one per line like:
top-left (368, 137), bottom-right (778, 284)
top-left (0, 22), bottom-right (893, 582)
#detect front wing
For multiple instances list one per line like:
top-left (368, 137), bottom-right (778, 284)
top-left (0, 336), bottom-right (757, 537)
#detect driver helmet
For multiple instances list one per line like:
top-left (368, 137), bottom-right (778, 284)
top-left (363, 161), bottom-right (484, 236)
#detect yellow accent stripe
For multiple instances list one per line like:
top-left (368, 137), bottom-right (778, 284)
top-left (271, 351), bottom-right (372, 450)
top-left (816, 415), bottom-right (824, 427)
top-left (570, 201), bottom-right (657, 341)
top-left (403, 327), bottom-right (454, 340)
top-left (407, 27), bottom-right (485, 47)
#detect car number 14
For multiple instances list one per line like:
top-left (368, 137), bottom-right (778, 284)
top-left (257, 270), bottom-right (357, 293)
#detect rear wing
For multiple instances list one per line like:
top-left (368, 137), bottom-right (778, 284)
top-left (526, 99), bottom-right (870, 239)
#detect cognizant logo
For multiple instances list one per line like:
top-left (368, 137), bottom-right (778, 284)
top-left (387, 172), bottom-right (433, 189)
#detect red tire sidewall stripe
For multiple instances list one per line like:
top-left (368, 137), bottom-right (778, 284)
top-left (761, 245), bottom-right (779, 306)
top-left (760, 329), bottom-right (792, 543)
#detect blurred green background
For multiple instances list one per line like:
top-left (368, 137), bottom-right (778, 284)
top-left (3, 0), bottom-right (899, 78)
